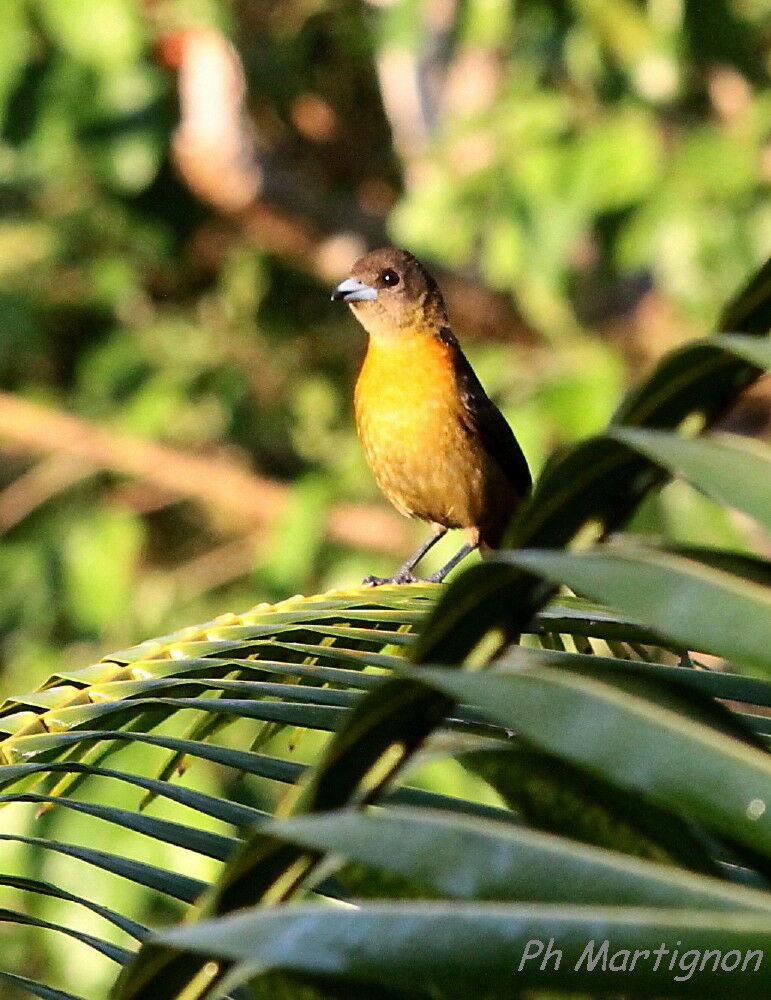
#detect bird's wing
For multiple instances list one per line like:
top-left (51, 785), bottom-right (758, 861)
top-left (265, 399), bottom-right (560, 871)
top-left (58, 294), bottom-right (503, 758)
top-left (441, 328), bottom-right (532, 499)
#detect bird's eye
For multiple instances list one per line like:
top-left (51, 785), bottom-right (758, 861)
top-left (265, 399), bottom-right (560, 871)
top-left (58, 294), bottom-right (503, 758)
top-left (380, 269), bottom-right (400, 287)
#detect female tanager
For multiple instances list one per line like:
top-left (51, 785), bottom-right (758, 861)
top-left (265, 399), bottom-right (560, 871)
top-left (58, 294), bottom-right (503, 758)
top-left (332, 248), bottom-right (530, 584)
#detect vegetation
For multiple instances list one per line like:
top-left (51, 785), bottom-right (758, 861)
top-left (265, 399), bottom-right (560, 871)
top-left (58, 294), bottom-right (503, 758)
top-left (1, 256), bottom-right (770, 998)
top-left (0, 1), bottom-right (770, 998)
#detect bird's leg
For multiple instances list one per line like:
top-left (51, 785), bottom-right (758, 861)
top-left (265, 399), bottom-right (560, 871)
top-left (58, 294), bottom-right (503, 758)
top-left (393, 528), bottom-right (448, 581)
top-left (362, 528), bottom-right (448, 586)
top-left (425, 542), bottom-right (477, 583)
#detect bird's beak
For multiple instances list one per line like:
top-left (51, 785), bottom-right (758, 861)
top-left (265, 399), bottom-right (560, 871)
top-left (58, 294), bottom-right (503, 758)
top-left (330, 277), bottom-right (378, 302)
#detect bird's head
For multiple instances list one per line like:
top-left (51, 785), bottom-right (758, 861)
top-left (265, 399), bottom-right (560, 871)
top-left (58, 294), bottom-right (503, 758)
top-left (331, 248), bottom-right (447, 341)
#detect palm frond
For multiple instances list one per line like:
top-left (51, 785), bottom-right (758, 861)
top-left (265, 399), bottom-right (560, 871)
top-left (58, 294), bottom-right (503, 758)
top-left (1, 261), bottom-right (770, 1000)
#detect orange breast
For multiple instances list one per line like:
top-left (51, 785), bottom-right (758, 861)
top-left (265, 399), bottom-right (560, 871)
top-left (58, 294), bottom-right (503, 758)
top-left (354, 332), bottom-right (487, 528)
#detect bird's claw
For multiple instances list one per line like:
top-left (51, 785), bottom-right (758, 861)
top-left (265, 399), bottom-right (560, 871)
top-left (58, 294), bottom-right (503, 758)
top-left (362, 570), bottom-right (422, 586)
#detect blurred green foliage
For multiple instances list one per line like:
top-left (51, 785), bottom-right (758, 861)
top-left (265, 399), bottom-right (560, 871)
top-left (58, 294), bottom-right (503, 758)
top-left (0, 1), bottom-right (768, 995)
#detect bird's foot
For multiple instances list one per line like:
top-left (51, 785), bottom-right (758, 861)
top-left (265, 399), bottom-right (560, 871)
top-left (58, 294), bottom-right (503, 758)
top-left (376, 564), bottom-right (462, 586)
top-left (361, 569), bottom-right (422, 586)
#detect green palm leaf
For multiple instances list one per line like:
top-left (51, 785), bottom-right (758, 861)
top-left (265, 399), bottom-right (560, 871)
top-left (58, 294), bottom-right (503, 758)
top-left (2, 259), bottom-right (770, 1000)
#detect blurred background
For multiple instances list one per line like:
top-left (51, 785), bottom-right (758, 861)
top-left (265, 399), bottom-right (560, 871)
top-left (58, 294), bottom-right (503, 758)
top-left (0, 0), bottom-right (769, 698)
top-left (1, 2), bottom-right (770, 997)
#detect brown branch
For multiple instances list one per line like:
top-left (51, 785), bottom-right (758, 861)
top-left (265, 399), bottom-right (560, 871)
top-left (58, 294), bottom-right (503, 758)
top-left (0, 392), bottom-right (410, 554)
top-left (0, 454), bottom-right (94, 531)
top-left (154, 25), bottom-right (540, 343)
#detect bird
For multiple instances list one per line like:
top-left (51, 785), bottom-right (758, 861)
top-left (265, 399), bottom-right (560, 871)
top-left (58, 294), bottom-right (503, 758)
top-left (331, 247), bottom-right (531, 585)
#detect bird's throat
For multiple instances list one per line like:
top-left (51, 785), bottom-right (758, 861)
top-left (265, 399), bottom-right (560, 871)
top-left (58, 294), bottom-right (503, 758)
top-left (355, 329), bottom-right (456, 416)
